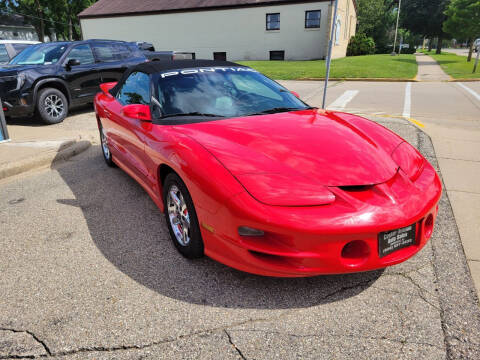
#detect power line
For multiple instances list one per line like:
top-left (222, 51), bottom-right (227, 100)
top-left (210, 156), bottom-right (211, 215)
top-left (0, 8), bottom-right (69, 25)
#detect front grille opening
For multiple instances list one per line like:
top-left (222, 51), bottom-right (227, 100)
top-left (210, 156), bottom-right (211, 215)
top-left (338, 185), bottom-right (372, 192)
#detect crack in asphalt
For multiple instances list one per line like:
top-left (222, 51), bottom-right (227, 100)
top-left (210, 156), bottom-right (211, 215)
top-left (224, 330), bottom-right (247, 360)
top-left (226, 329), bottom-right (446, 351)
top-left (384, 272), bottom-right (441, 311)
top-left (0, 327), bottom-right (52, 358)
top-left (1, 277), bottom-right (377, 359)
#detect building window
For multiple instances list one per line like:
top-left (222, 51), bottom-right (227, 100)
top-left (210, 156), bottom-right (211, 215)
top-left (213, 52), bottom-right (227, 61)
top-left (269, 50), bottom-right (285, 61)
top-left (305, 10), bottom-right (321, 28)
top-left (266, 13), bottom-right (280, 30)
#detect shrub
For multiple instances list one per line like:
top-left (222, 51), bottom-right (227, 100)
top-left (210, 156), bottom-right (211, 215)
top-left (400, 45), bottom-right (417, 54)
top-left (347, 33), bottom-right (376, 56)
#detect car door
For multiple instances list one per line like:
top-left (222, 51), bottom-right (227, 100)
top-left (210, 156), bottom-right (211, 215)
top-left (104, 71), bottom-right (151, 184)
top-left (92, 42), bottom-right (134, 84)
top-left (62, 44), bottom-right (100, 103)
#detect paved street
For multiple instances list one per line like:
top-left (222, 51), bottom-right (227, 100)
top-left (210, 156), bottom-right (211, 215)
top-left (1, 59), bottom-right (480, 359)
top-left (444, 48), bottom-right (474, 57)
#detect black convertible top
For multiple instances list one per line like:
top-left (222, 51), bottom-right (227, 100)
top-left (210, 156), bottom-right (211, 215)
top-left (132, 59), bottom-right (245, 74)
top-left (110, 59), bottom-right (248, 96)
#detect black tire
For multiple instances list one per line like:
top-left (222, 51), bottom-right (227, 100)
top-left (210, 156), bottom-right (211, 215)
top-left (99, 124), bottom-right (116, 167)
top-left (36, 88), bottom-right (68, 124)
top-left (163, 172), bottom-right (204, 259)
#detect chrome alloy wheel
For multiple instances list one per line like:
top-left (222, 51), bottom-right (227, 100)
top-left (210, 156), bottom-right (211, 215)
top-left (44, 94), bottom-right (64, 119)
top-left (101, 127), bottom-right (110, 159)
top-left (167, 185), bottom-right (191, 246)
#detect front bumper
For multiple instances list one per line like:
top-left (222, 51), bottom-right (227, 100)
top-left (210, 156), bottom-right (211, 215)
top-left (199, 162), bottom-right (442, 277)
top-left (1, 90), bottom-right (35, 118)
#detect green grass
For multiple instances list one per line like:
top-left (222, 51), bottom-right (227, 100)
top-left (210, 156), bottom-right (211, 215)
top-left (237, 54), bottom-right (418, 80)
top-left (420, 50), bottom-right (480, 79)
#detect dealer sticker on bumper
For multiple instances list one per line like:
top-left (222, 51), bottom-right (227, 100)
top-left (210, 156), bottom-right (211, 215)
top-left (378, 224), bottom-right (416, 258)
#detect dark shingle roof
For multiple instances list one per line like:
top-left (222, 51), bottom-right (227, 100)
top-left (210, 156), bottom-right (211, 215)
top-left (79, 0), bottom-right (329, 18)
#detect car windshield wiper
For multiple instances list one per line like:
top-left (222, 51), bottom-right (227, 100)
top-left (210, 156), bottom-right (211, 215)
top-left (161, 112), bottom-right (225, 119)
top-left (247, 106), bottom-right (316, 116)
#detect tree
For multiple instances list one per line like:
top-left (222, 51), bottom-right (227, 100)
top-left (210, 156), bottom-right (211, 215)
top-left (2, 0), bottom-right (96, 41)
top-left (48, 0), bottom-right (96, 41)
top-left (356, 0), bottom-right (396, 53)
top-left (401, 0), bottom-right (450, 54)
top-left (444, 0), bottom-right (480, 62)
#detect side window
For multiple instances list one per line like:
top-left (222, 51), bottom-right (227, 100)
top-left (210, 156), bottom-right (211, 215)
top-left (0, 44), bottom-right (9, 63)
top-left (116, 72), bottom-right (150, 105)
top-left (110, 44), bottom-right (131, 60)
top-left (65, 44), bottom-right (95, 65)
top-left (93, 43), bottom-right (131, 62)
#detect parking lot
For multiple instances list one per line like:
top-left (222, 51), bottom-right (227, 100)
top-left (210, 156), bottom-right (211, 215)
top-left (1, 79), bottom-right (480, 359)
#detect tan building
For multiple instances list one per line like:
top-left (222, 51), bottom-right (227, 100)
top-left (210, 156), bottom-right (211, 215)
top-left (79, 0), bottom-right (357, 61)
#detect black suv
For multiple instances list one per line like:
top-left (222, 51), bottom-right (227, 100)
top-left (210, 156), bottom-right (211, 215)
top-left (0, 39), bottom-right (146, 124)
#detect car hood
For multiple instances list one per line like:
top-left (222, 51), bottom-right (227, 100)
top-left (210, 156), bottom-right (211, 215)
top-left (0, 63), bottom-right (54, 76)
top-left (177, 110), bottom-right (401, 204)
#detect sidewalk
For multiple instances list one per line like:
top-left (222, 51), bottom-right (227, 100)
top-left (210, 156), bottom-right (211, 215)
top-left (414, 54), bottom-right (480, 292)
top-left (415, 53), bottom-right (451, 81)
top-left (0, 108), bottom-right (98, 181)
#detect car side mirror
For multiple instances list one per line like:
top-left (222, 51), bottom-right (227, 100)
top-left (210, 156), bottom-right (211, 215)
top-left (291, 91), bottom-right (301, 99)
top-left (66, 59), bottom-right (80, 67)
top-left (122, 104), bottom-right (152, 121)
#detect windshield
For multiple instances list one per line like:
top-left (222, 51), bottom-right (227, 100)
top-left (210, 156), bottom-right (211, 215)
top-left (153, 67), bottom-right (310, 119)
top-left (9, 43), bottom-right (68, 65)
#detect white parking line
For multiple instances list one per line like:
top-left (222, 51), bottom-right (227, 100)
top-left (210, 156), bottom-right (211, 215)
top-left (457, 83), bottom-right (480, 102)
top-left (328, 90), bottom-right (359, 110)
top-left (402, 82), bottom-right (412, 119)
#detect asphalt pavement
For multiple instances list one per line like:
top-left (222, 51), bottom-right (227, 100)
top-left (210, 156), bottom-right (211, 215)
top-left (1, 109), bottom-right (479, 359)
top-left (2, 54), bottom-right (480, 358)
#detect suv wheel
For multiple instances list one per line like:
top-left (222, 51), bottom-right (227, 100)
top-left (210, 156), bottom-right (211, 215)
top-left (37, 88), bottom-right (68, 124)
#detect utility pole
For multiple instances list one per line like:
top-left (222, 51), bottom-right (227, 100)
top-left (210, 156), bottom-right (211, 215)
top-left (322, 0), bottom-right (339, 109)
top-left (392, 0), bottom-right (402, 55)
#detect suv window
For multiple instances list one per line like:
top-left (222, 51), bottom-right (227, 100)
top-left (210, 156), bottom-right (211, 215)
top-left (0, 44), bottom-right (9, 63)
top-left (93, 43), bottom-right (131, 62)
top-left (11, 43), bottom-right (30, 53)
top-left (116, 72), bottom-right (150, 105)
top-left (65, 44), bottom-right (95, 65)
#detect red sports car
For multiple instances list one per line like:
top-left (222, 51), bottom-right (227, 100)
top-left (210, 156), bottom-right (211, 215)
top-left (94, 60), bottom-right (441, 277)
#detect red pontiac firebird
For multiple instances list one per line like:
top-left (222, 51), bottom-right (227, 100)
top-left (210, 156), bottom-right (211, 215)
top-left (94, 60), bottom-right (442, 277)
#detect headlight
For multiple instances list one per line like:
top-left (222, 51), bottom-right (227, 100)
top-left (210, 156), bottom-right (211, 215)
top-left (16, 74), bottom-right (26, 90)
top-left (391, 142), bottom-right (424, 181)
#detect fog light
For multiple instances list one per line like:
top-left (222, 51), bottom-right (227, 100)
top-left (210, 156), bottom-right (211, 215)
top-left (424, 214), bottom-right (434, 239)
top-left (341, 240), bottom-right (370, 267)
top-left (238, 226), bottom-right (264, 237)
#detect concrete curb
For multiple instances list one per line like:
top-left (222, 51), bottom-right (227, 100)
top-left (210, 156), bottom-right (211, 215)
top-left (0, 140), bottom-right (91, 181)
top-left (448, 78), bottom-right (480, 82)
top-left (295, 77), bottom-right (419, 82)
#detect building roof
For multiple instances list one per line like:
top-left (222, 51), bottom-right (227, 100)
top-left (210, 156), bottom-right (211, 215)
top-left (79, 0), bottom-right (336, 18)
